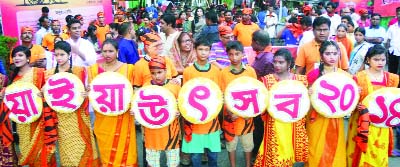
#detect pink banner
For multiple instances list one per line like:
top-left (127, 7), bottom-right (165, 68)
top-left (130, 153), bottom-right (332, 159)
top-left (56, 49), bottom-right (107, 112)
top-left (0, 0), bottom-right (113, 42)
top-left (374, 0), bottom-right (400, 17)
top-left (337, 0), bottom-right (369, 12)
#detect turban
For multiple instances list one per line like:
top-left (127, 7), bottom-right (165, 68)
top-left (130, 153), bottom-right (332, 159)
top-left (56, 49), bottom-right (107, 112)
top-left (359, 9), bottom-right (368, 15)
top-left (242, 8), bottom-right (252, 15)
top-left (75, 15), bottom-right (83, 20)
top-left (218, 26), bottom-right (232, 35)
top-left (97, 12), bottom-right (104, 17)
top-left (116, 10), bottom-right (125, 15)
top-left (302, 5), bottom-right (312, 14)
top-left (140, 33), bottom-right (161, 46)
top-left (148, 56), bottom-right (166, 69)
top-left (21, 26), bottom-right (33, 33)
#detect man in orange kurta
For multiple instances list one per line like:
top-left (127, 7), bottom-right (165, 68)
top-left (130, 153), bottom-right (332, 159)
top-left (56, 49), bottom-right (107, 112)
top-left (42, 20), bottom-right (69, 51)
top-left (95, 12), bottom-right (110, 45)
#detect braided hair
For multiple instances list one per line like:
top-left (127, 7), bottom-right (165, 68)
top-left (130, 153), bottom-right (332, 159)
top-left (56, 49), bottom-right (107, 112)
top-left (54, 41), bottom-right (73, 74)
top-left (318, 40), bottom-right (340, 77)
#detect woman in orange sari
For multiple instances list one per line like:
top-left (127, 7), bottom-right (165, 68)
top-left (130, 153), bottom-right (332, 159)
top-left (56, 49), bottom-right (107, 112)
top-left (333, 24), bottom-right (353, 59)
top-left (254, 48), bottom-right (309, 167)
top-left (87, 39), bottom-right (137, 166)
top-left (44, 41), bottom-right (99, 166)
top-left (347, 44), bottom-right (399, 167)
top-left (306, 41), bottom-right (348, 167)
top-left (9, 45), bottom-right (57, 166)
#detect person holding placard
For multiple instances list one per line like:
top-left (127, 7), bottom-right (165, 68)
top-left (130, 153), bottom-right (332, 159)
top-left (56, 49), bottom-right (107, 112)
top-left (254, 48), bottom-right (309, 167)
top-left (7, 46), bottom-right (56, 166)
top-left (347, 44), bottom-right (399, 166)
top-left (219, 41), bottom-right (257, 167)
top-left (306, 41), bottom-right (349, 167)
top-left (182, 38), bottom-right (222, 167)
top-left (43, 41), bottom-right (99, 166)
top-left (87, 39), bottom-right (137, 166)
top-left (136, 56), bottom-right (181, 167)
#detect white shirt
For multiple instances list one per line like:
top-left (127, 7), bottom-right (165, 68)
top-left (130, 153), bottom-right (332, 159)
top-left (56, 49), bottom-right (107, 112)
top-left (298, 30), bottom-right (314, 47)
top-left (35, 27), bottom-right (52, 45)
top-left (387, 24), bottom-right (400, 56)
top-left (321, 14), bottom-right (341, 36)
top-left (365, 26), bottom-right (387, 44)
top-left (264, 12), bottom-right (278, 38)
top-left (160, 30), bottom-right (180, 56)
top-left (66, 38), bottom-right (97, 67)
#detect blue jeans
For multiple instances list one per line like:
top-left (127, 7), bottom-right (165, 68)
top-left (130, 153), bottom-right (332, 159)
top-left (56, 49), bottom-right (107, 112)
top-left (191, 149), bottom-right (218, 167)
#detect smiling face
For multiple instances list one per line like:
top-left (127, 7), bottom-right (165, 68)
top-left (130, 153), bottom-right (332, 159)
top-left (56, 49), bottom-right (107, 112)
top-left (13, 51), bottom-right (29, 67)
top-left (179, 33), bottom-right (193, 52)
top-left (69, 23), bottom-right (82, 39)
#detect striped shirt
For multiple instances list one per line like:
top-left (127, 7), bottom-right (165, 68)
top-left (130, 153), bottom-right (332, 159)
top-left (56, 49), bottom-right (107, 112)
top-left (208, 41), bottom-right (248, 68)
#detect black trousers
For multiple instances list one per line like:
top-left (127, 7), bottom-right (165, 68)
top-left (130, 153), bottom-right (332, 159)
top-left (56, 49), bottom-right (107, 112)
top-left (388, 52), bottom-right (400, 76)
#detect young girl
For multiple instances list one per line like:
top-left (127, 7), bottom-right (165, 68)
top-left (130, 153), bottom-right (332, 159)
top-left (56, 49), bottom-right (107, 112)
top-left (334, 24), bottom-right (353, 59)
top-left (254, 48), bottom-right (309, 166)
top-left (44, 41), bottom-right (99, 166)
top-left (9, 46), bottom-right (56, 166)
top-left (87, 39), bottom-right (137, 166)
top-left (306, 41), bottom-right (349, 167)
top-left (347, 44), bottom-right (399, 167)
top-left (348, 27), bottom-right (371, 75)
top-left (192, 7), bottom-right (206, 39)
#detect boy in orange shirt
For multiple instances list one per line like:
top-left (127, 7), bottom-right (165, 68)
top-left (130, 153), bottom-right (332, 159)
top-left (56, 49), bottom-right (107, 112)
top-left (219, 41), bottom-right (257, 167)
top-left (136, 56), bottom-right (181, 167)
top-left (182, 38), bottom-right (221, 167)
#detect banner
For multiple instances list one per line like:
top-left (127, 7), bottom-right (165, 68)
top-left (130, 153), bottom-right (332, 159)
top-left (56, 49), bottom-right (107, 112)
top-left (132, 85), bottom-right (178, 129)
top-left (225, 76), bottom-right (268, 118)
top-left (337, 0), bottom-right (369, 13)
top-left (373, 0), bottom-right (400, 17)
top-left (0, 0), bottom-right (113, 41)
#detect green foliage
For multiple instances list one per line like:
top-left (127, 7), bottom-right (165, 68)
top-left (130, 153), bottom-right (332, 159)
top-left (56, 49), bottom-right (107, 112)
top-left (0, 35), bottom-right (18, 71)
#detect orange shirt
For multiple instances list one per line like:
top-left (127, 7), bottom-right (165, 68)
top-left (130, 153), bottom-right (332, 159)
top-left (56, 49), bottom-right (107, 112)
top-left (232, 22), bottom-right (260, 47)
top-left (295, 39), bottom-right (349, 75)
top-left (143, 81), bottom-right (181, 150)
top-left (182, 63), bottom-right (221, 134)
top-left (133, 56), bottom-right (178, 87)
top-left (219, 65), bottom-right (257, 136)
top-left (61, 25), bottom-right (70, 38)
top-left (95, 24), bottom-right (110, 45)
top-left (42, 33), bottom-right (69, 51)
top-left (10, 44), bottom-right (46, 63)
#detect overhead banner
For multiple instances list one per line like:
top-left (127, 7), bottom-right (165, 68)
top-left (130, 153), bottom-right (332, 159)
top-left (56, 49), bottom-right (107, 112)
top-left (373, 0), bottom-right (400, 17)
top-left (0, 0), bottom-right (113, 41)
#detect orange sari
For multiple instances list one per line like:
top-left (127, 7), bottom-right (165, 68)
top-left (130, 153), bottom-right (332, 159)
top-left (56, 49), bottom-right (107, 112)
top-left (87, 63), bottom-right (138, 167)
top-left (13, 67), bottom-right (58, 167)
top-left (335, 36), bottom-right (354, 59)
top-left (347, 71), bottom-right (399, 167)
top-left (44, 67), bottom-right (99, 166)
top-left (305, 69), bottom-right (348, 167)
top-left (254, 74), bottom-right (309, 167)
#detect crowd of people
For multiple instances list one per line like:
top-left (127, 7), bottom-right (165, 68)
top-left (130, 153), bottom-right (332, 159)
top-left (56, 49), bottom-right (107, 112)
top-left (0, 1), bottom-right (400, 167)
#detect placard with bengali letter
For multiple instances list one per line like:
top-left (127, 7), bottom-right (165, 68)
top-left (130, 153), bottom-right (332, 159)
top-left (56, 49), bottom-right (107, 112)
top-left (89, 72), bottom-right (133, 116)
top-left (43, 72), bottom-right (85, 113)
top-left (131, 85), bottom-right (178, 129)
top-left (4, 82), bottom-right (43, 124)
top-left (178, 77), bottom-right (223, 124)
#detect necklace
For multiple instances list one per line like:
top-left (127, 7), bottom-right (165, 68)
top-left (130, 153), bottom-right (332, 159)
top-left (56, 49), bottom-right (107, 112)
top-left (367, 69), bottom-right (384, 81)
top-left (102, 61), bottom-right (121, 72)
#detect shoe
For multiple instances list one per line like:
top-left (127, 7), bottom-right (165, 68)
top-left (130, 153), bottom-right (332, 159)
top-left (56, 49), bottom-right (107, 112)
top-left (180, 157), bottom-right (191, 166)
top-left (202, 153), bottom-right (208, 163)
top-left (392, 150), bottom-right (400, 157)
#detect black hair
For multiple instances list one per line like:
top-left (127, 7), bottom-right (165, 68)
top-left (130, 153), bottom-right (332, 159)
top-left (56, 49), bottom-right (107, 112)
top-left (38, 16), bottom-right (48, 23)
top-left (341, 15), bottom-right (352, 23)
top-left (347, 20), bottom-right (355, 27)
top-left (315, 9), bottom-right (322, 16)
top-left (300, 16), bottom-right (312, 27)
top-left (364, 44), bottom-right (387, 66)
top-left (54, 41), bottom-right (73, 74)
top-left (65, 15), bottom-right (74, 23)
top-left (194, 7), bottom-right (204, 24)
top-left (85, 24), bottom-right (98, 43)
top-left (53, 36), bottom-right (63, 44)
top-left (225, 41), bottom-right (244, 53)
top-left (274, 48), bottom-right (294, 69)
top-left (194, 37), bottom-right (211, 49)
top-left (371, 13), bottom-right (381, 18)
top-left (252, 30), bottom-right (270, 47)
top-left (224, 10), bottom-right (232, 16)
top-left (109, 23), bottom-right (119, 30)
top-left (397, 7), bottom-right (400, 12)
top-left (41, 6), bottom-right (49, 13)
top-left (118, 22), bottom-right (131, 36)
top-left (67, 18), bottom-right (81, 29)
top-left (288, 17), bottom-right (298, 24)
top-left (179, 11), bottom-right (186, 19)
top-left (161, 13), bottom-right (176, 28)
top-left (354, 27), bottom-right (366, 36)
top-left (318, 40), bottom-right (340, 77)
top-left (337, 24), bottom-right (348, 32)
top-left (74, 14), bottom-right (82, 20)
top-left (326, 2), bottom-right (336, 9)
top-left (10, 46), bottom-right (31, 84)
top-left (205, 11), bottom-right (218, 23)
top-left (102, 39), bottom-right (119, 51)
top-left (313, 16), bottom-right (331, 29)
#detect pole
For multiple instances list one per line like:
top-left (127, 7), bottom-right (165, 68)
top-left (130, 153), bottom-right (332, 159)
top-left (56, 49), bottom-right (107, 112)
top-left (279, 0), bottom-right (283, 22)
